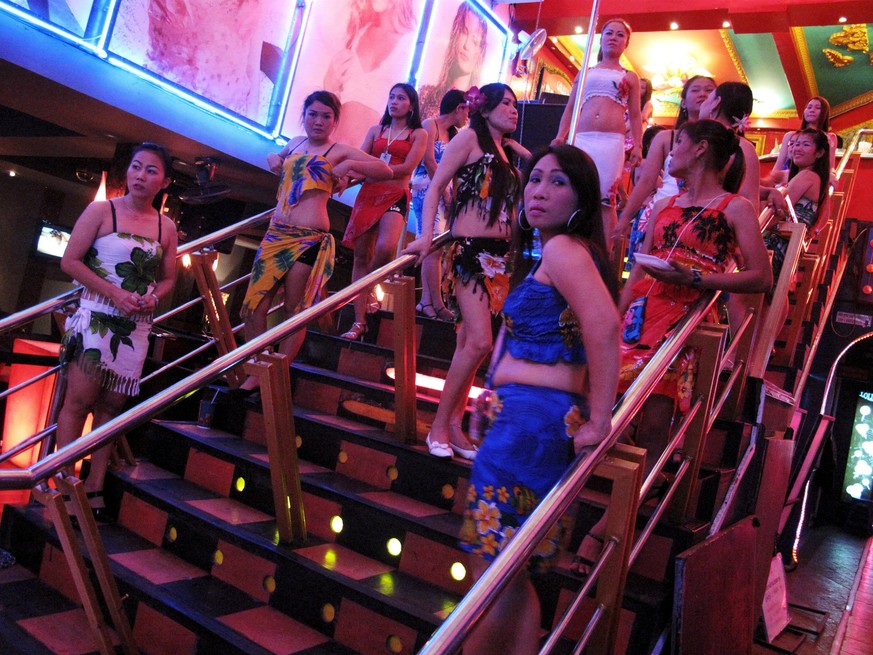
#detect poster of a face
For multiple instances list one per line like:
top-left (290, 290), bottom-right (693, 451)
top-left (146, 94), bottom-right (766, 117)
top-left (415, 0), bottom-right (509, 119)
top-left (109, 0), bottom-right (298, 125)
top-left (4, 0), bottom-right (95, 36)
top-left (282, 0), bottom-right (426, 147)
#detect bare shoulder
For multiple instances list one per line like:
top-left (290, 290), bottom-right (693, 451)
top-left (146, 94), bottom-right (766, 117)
top-left (724, 194), bottom-right (758, 222)
top-left (541, 235), bottom-right (595, 270)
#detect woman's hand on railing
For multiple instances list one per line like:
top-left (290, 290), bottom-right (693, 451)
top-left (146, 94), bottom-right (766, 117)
top-left (572, 418), bottom-right (611, 457)
top-left (763, 187), bottom-right (789, 218)
top-left (401, 236), bottom-right (432, 266)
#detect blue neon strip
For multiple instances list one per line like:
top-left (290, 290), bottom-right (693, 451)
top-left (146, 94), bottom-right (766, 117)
top-left (270, 0), bottom-right (313, 139)
top-left (107, 56), bottom-right (276, 139)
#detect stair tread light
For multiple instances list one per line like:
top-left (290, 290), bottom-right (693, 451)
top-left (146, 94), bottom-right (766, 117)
top-left (450, 561), bottom-right (467, 581)
top-left (330, 515), bottom-right (344, 534)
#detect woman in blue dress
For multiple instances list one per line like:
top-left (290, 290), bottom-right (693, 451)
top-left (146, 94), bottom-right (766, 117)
top-left (458, 144), bottom-right (620, 654)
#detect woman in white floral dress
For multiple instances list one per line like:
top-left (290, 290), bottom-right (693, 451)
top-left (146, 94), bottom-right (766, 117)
top-left (56, 143), bottom-right (178, 515)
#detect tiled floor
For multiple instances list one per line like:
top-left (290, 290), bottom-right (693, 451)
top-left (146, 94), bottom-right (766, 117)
top-left (756, 525), bottom-right (873, 655)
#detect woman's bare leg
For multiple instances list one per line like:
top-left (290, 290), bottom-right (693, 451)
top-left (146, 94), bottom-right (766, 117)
top-left (349, 229), bottom-right (377, 325)
top-left (239, 284), bottom-right (280, 391)
top-left (429, 279), bottom-right (493, 450)
top-left (277, 262), bottom-right (316, 363)
top-left (420, 249), bottom-right (451, 317)
top-left (462, 557), bottom-right (541, 655)
top-left (85, 389), bottom-right (129, 494)
top-left (55, 361), bottom-right (126, 494)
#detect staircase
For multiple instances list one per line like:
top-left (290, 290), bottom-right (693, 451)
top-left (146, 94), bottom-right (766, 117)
top-left (0, 306), bottom-right (726, 654)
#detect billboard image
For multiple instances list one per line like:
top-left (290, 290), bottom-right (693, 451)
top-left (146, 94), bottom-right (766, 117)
top-left (109, 0), bottom-right (299, 125)
top-left (415, 0), bottom-right (509, 118)
top-left (281, 0), bottom-right (426, 146)
top-left (842, 390), bottom-right (873, 503)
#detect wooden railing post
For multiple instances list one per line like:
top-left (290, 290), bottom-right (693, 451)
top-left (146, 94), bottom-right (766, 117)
top-left (190, 250), bottom-right (245, 388)
top-left (669, 325), bottom-right (727, 521)
top-left (244, 352), bottom-right (306, 544)
top-left (381, 274), bottom-right (418, 444)
top-left (753, 222), bottom-right (806, 372)
top-left (586, 448), bottom-right (644, 655)
top-left (33, 477), bottom-right (138, 655)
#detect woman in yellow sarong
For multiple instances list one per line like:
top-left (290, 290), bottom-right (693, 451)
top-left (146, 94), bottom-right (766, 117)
top-left (237, 91), bottom-right (391, 393)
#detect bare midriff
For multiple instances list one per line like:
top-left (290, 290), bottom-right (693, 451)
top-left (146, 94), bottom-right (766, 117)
top-left (576, 96), bottom-right (627, 134)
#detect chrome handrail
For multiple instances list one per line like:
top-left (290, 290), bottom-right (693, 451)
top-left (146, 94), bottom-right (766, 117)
top-left (0, 208), bottom-right (275, 337)
top-left (0, 231), bottom-right (452, 489)
top-left (418, 289), bottom-right (719, 654)
top-left (835, 128), bottom-right (872, 181)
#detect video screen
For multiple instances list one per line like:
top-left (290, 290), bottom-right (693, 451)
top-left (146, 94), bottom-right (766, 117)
top-left (842, 390), bottom-right (873, 503)
top-left (35, 225), bottom-right (72, 258)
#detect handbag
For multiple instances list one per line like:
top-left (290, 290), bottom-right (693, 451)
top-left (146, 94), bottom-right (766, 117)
top-left (622, 295), bottom-right (647, 345)
top-left (621, 196), bottom-right (724, 346)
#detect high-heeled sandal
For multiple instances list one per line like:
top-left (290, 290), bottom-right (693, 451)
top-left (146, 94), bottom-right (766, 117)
top-left (425, 434), bottom-right (452, 458)
top-left (570, 533), bottom-right (605, 576)
top-left (340, 321), bottom-right (368, 340)
top-left (435, 306), bottom-right (456, 322)
top-left (416, 302), bottom-right (438, 319)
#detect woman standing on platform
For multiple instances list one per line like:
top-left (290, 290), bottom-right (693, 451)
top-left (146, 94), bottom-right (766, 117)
top-left (56, 142), bottom-right (178, 514)
top-left (459, 145), bottom-right (620, 653)
top-left (410, 89), bottom-right (470, 321)
top-left (340, 83), bottom-right (428, 340)
top-left (236, 91), bottom-right (392, 393)
top-left (764, 127), bottom-right (830, 291)
top-left (619, 119), bottom-right (771, 486)
top-left (405, 83), bottom-right (527, 459)
top-left (553, 18), bottom-right (642, 239)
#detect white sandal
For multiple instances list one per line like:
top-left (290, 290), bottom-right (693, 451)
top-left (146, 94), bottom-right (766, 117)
top-left (425, 434), bottom-right (452, 458)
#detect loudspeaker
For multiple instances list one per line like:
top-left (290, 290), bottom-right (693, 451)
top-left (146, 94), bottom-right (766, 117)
top-left (512, 102), bottom-right (566, 155)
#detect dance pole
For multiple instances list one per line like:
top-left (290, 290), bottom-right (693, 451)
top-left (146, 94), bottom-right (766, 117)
top-left (567, 0), bottom-right (603, 141)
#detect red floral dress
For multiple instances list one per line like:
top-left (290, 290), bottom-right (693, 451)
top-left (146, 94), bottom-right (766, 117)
top-left (619, 194), bottom-right (739, 411)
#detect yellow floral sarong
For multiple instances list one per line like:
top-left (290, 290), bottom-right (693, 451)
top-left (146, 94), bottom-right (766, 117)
top-left (241, 223), bottom-right (335, 318)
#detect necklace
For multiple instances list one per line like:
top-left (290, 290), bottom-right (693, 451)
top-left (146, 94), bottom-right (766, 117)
top-left (385, 125), bottom-right (408, 149)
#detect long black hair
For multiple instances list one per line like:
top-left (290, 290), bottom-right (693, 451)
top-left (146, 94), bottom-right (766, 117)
top-left (712, 82), bottom-right (753, 135)
top-left (520, 145), bottom-right (618, 300)
top-left (678, 119), bottom-right (745, 194)
top-left (379, 83), bottom-right (423, 130)
top-left (439, 89), bottom-right (467, 140)
top-left (800, 96), bottom-right (831, 132)
top-left (468, 83), bottom-right (521, 227)
top-left (788, 128), bottom-right (830, 210)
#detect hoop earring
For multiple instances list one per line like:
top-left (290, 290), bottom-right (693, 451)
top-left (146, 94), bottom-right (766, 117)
top-left (566, 209), bottom-right (582, 231)
top-left (518, 209), bottom-right (532, 231)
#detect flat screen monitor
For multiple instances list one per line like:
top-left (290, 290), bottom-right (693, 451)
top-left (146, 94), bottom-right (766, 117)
top-left (842, 389), bottom-right (873, 503)
top-left (35, 224), bottom-right (72, 258)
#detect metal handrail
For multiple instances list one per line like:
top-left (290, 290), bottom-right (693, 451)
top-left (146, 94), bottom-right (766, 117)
top-left (835, 128), bottom-right (872, 181)
top-left (418, 289), bottom-right (720, 654)
top-left (0, 208), bottom-right (275, 337)
top-left (0, 231), bottom-right (453, 489)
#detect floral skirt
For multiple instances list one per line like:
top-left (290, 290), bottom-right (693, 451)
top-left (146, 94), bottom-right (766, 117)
top-left (460, 383), bottom-right (589, 573)
top-left (61, 295), bottom-right (152, 396)
top-left (441, 237), bottom-right (512, 326)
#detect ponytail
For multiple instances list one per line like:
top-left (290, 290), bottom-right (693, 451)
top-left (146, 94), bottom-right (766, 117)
top-left (722, 141), bottom-right (745, 194)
